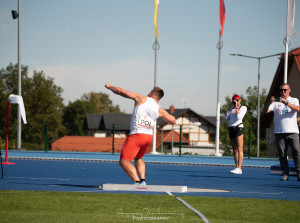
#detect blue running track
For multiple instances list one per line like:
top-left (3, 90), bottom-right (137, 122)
top-left (0, 151), bottom-right (299, 201)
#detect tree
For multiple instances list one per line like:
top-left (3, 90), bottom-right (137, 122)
top-left (62, 100), bottom-right (97, 136)
top-left (0, 63), bottom-right (66, 150)
top-left (62, 91), bottom-right (122, 136)
top-left (23, 70), bottom-right (66, 149)
top-left (220, 86), bottom-right (268, 157)
top-left (81, 91), bottom-right (122, 113)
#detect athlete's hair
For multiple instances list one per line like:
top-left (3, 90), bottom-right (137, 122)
top-left (152, 87), bottom-right (164, 100)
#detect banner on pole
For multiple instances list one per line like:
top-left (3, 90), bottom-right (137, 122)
top-left (287, 0), bottom-right (296, 37)
top-left (8, 94), bottom-right (27, 124)
top-left (220, 0), bottom-right (226, 36)
top-left (154, 0), bottom-right (159, 38)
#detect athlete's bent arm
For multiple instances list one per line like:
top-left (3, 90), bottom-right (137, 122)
top-left (159, 108), bottom-right (176, 125)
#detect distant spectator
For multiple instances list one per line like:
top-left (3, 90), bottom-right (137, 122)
top-left (265, 84), bottom-right (300, 181)
top-left (225, 95), bottom-right (247, 174)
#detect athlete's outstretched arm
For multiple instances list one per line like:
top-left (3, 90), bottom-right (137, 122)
top-left (105, 83), bottom-right (135, 99)
top-left (105, 83), bottom-right (145, 104)
top-left (159, 108), bottom-right (176, 125)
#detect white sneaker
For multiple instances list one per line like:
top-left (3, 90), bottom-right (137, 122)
top-left (231, 168), bottom-right (242, 174)
top-left (230, 168), bottom-right (238, 173)
top-left (140, 181), bottom-right (146, 185)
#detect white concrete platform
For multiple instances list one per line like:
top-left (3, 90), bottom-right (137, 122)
top-left (187, 188), bottom-right (230, 193)
top-left (102, 184), bottom-right (230, 193)
top-left (102, 184), bottom-right (188, 193)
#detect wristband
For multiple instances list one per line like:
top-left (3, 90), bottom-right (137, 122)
top-left (235, 107), bottom-right (238, 109)
top-left (285, 101), bottom-right (288, 105)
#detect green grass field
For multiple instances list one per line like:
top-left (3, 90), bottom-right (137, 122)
top-left (0, 190), bottom-right (299, 223)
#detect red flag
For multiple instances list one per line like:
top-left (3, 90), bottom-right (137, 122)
top-left (220, 0), bottom-right (226, 36)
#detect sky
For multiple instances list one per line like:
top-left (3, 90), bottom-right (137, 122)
top-left (1, 0), bottom-right (300, 116)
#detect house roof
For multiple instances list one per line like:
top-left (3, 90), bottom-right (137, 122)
top-left (84, 113), bottom-right (131, 130)
top-left (156, 130), bottom-right (189, 143)
top-left (156, 130), bottom-right (189, 149)
top-left (84, 107), bottom-right (219, 131)
top-left (157, 107), bottom-right (216, 128)
top-left (84, 113), bottom-right (102, 129)
top-left (101, 113), bottom-right (131, 130)
top-left (261, 47), bottom-right (300, 128)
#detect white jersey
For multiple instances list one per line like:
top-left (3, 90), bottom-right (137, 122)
top-left (268, 96), bottom-right (299, 134)
top-left (129, 97), bottom-right (159, 135)
top-left (225, 106), bottom-right (247, 127)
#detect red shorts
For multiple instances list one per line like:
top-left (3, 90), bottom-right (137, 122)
top-left (120, 134), bottom-right (153, 162)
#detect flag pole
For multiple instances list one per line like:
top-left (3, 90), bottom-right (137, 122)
top-left (284, 0), bottom-right (296, 83)
top-left (17, 0), bottom-right (22, 150)
top-left (283, 38), bottom-right (289, 84)
top-left (284, 0), bottom-right (289, 84)
top-left (215, 0), bottom-right (225, 156)
top-left (152, 0), bottom-right (160, 154)
top-left (215, 33), bottom-right (222, 157)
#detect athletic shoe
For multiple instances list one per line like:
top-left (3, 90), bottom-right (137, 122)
top-left (133, 182), bottom-right (140, 185)
top-left (281, 175), bottom-right (288, 181)
top-left (230, 168), bottom-right (242, 174)
top-left (140, 181), bottom-right (147, 185)
top-left (230, 168), bottom-right (239, 174)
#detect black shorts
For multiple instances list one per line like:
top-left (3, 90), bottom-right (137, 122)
top-left (228, 126), bottom-right (244, 139)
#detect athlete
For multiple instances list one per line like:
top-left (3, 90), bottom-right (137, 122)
top-left (105, 83), bottom-right (176, 185)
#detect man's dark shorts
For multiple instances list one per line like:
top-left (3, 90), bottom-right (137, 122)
top-left (228, 126), bottom-right (244, 139)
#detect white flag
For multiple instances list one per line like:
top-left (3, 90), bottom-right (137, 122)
top-left (8, 94), bottom-right (27, 124)
top-left (287, 0), bottom-right (296, 37)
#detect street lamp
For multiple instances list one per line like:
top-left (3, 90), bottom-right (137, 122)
top-left (12, 0), bottom-right (22, 150)
top-left (230, 53), bottom-right (281, 157)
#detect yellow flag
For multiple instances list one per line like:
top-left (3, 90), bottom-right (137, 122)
top-left (154, 0), bottom-right (159, 38)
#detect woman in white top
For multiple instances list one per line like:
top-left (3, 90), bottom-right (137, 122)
top-left (225, 95), bottom-right (247, 174)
